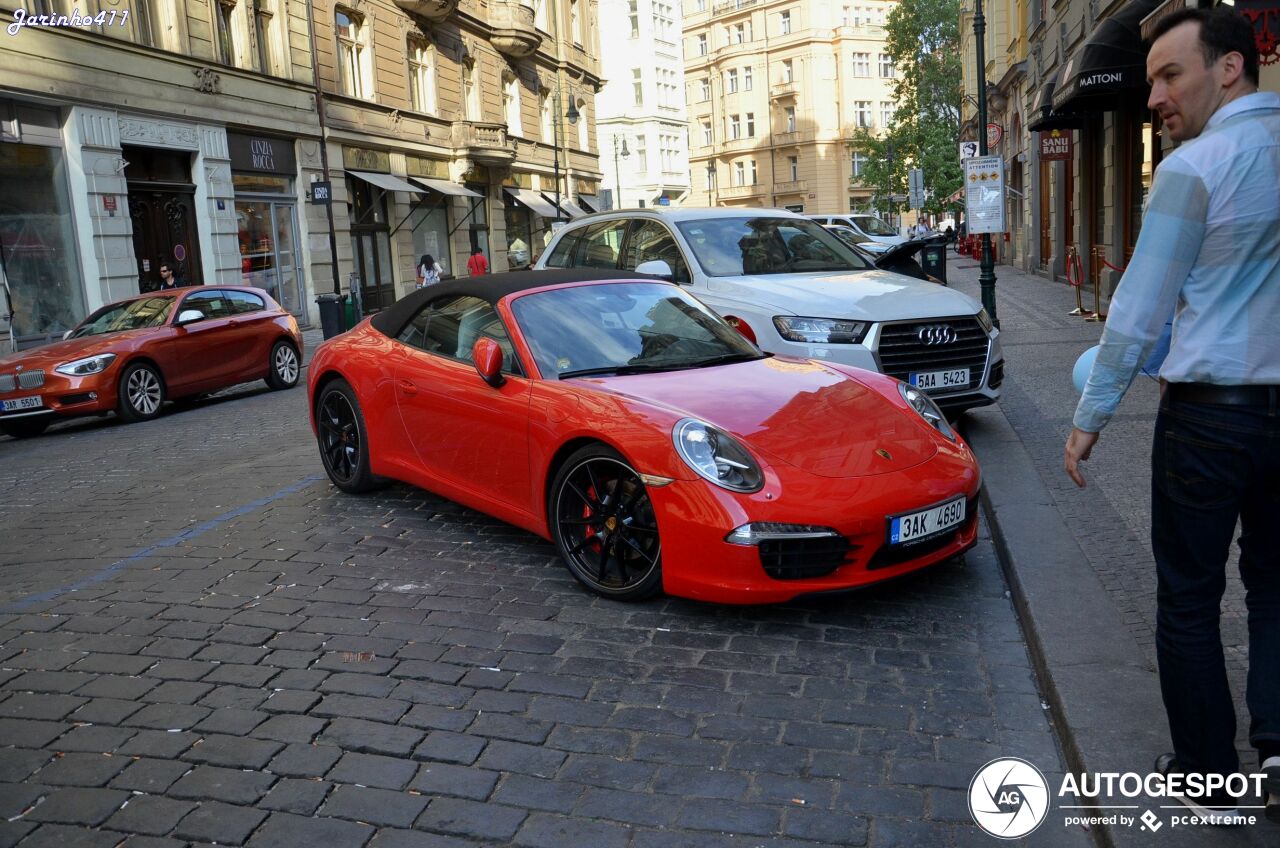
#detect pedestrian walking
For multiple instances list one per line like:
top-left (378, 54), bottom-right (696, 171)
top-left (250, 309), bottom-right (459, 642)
top-left (466, 247), bottom-right (489, 277)
top-left (1062, 7), bottom-right (1280, 823)
top-left (415, 254), bottom-right (442, 288)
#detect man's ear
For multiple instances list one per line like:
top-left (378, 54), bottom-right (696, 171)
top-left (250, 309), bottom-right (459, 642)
top-left (1219, 50), bottom-right (1246, 88)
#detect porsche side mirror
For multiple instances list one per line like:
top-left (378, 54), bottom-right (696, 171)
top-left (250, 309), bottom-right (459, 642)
top-left (635, 260), bottom-right (674, 281)
top-left (472, 337), bottom-right (506, 388)
top-left (176, 309), bottom-right (205, 326)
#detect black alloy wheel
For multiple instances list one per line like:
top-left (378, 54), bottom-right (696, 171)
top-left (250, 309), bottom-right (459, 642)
top-left (266, 340), bottom-right (300, 390)
top-left (116, 361), bottom-right (165, 422)
top-left (0, 417), bottom-right (51, 439)
top-left (549, 444), bottom-right (663, 601)
top-left (315, 379), bottom-right (377, 493)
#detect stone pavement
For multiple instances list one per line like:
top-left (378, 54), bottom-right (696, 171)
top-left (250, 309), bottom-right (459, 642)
top-left (0, 331), bottom-right (1088, 846)
top-left (948, 258), bottom-right (1273, 845)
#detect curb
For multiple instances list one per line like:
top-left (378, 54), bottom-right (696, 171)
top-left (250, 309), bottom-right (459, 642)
top-left (962, 404), bottom-right (1171, 848)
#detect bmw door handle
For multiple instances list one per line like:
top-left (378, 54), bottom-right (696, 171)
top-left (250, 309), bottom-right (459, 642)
top-left (398, 379), bottom-right (417, 396)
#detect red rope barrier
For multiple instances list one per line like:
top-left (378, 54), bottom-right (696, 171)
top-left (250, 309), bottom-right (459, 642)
top-left (1098, 257), bottom-right (1126, 273)
top-left (1067, 252), bottom-right (1085, 288)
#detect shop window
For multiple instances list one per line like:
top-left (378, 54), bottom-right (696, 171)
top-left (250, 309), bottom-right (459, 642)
top-left (411, 202), bottom-right (451, 276)
top-left (408, 38), bottom-right (436, 114)
top-left (0, 141), bottom-right (87, 344)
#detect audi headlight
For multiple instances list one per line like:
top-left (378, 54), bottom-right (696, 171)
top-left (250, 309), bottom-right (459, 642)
top-left (673, 418), bottom-right (764, 493)
top-left (898, 382), bottom-right (956, 441)
top-left (54, 353), bottom-right (117, 377)
top-left (976, 308), bottom-right (994, 335)
top-left (773, 316), bottom-right (868, 345)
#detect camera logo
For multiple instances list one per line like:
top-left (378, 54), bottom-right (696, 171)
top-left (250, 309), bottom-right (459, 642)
top-left (969, 757), bottom-right (1051, 839)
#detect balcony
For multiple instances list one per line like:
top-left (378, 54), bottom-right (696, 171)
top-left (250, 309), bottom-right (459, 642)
top-left (718, 183), bottom-right (764, 199)
top-left (712, 0), bottom-right (756, 16)
top-left (451, 121), bottom-right (515, 165)
top-left (393, 0), bottom-right (458, 22)
top-left (772, 179), bottom-right (808, 195)
top-left (770, 81), bottom-right (799, 99)
top-left (770, 129), bottom-right (816, 147)
top-left (490, 1), bottom-right (540, 59)
top-left (721, 136), bottom-right (762, 153)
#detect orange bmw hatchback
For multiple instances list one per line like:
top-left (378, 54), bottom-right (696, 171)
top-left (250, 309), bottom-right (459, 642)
top-left (0, 285), bottom-right (302, 438)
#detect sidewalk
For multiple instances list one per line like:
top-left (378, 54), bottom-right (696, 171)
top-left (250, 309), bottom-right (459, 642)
top-left (947, 258), bottom-right (1269, 845)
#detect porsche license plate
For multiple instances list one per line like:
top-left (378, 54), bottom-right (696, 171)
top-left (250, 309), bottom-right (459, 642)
top-left (910, 368), bottom-right (969, 390)
top-left (889, 497), bottom-right (966, 545)
top-left (1, 395), bottom-right (42, 412)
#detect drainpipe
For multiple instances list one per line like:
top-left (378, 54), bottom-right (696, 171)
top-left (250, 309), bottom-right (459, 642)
top-left (303, 0), bottom-right (343, 296)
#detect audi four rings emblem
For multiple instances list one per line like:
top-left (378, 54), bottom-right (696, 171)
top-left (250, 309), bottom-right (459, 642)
top-left (917, 325), bottom-right (957, 345)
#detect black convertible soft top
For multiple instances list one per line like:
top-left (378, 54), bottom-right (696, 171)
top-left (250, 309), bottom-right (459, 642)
top-left (368, 269), bottom-right (659, 339)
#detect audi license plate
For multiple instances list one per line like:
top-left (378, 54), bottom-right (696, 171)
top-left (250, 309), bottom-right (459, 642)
top-left (910, 368), bottom-right (969, 390)
top-left (1, 395), bottom-right (42, 412)
top-left (889, 497), bottom-right (966, 545)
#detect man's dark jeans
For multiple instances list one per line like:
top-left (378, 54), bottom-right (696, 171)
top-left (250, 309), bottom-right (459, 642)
top-left (1151, 390), bottom-right (1280, 778)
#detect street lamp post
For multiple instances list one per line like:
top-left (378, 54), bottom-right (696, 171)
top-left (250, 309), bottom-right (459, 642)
top-left (613, 135), bottom-right (630, 210)
top-left (972, 0), bottom-right (999, 325)
top-left (551, 89), bottom-right (580, 219)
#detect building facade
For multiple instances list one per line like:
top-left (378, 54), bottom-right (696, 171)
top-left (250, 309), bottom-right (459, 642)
top-left (310, 0), bottom-right (604, 313)
top-left (682, 0), bottom-right (898, 215)
top-left (595, 0), bottom-right (690, 209)
top-left (962, 0), bottom-right (1279, 294)
top-left (1, 0), bottom-right (323, 352)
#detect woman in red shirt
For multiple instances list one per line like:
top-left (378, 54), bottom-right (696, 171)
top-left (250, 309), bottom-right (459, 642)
top-left (466, 248), bottom-right (489, 276)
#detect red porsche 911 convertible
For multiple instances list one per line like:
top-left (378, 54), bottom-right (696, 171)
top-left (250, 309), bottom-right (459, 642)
top-left (0, 286), bottom-right (302, 439)
top-left (307, 270), bottom-right (980, 604)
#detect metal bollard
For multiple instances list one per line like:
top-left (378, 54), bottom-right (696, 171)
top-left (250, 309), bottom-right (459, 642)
top-left (1066, 246), bottom-right (1093, 317)
top-left (1085, 247), bottom-right (1108, 322)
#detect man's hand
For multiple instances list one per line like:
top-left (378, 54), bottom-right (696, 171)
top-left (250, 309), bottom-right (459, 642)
top-left (1064, 427), bottom-right (1100, 488)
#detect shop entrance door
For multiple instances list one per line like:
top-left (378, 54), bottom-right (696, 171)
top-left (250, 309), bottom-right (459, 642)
top-left (236, 199), bottom-right (304, 316)
top-left (351, 229), bottom-right (394, 312)
top-left (128, 190), bottom-right (203, 289)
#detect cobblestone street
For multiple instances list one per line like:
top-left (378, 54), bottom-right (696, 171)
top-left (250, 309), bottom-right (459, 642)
top-left (0, 349), bottom-right (1085, 846)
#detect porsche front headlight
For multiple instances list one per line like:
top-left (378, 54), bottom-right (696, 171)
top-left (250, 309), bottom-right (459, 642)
top-left (673, 418), bottom-right (763, 493)
top-left (54, 353), bottom-right (117, 377)
top-left (898, 382), bottom-right (956, 441)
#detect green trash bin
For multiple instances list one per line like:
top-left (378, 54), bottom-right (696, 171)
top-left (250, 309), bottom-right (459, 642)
top-left (342, 296), bottom-right (356, 332)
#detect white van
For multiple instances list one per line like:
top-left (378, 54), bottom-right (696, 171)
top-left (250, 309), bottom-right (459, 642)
top-left (809, 213), bottom-right (906, 246)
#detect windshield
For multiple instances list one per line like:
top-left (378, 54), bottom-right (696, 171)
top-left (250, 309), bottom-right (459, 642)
top-left (852, 215), bottom-right (898, 236)
top-left (829, 226), bottom-right (870, 245)
top-left (71, 296), bottom-right (176, 338)
top-left (675, 216), bottom-right (873, 277)
top-left (511, 282), bottom-right (763, 379)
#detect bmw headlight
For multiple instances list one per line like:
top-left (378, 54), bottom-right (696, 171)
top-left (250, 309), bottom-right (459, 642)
top-left (673, 418), bottom-right (764, 493)
top-left (898, 382), bottom-right (957, 441)
top-left (773, 316), bottom-right (868, 345)
top-left (55, 353), bottom-right (117, 377)
top-left (976, 308), bottom-right (994, 335)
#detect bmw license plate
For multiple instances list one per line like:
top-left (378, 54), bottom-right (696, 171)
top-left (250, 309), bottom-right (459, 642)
top-left (910, 368), bottom-right (969, 390)
top-left (1, 395), bottom-right (42, 412)
top-left (889, 497), bottom-right (966, 545)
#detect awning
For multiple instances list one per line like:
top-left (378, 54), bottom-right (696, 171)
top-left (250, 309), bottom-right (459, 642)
top-left (544, 194), bottom-right (587, 218)
top-left (347, 170), bottom-right (425, 194)
top-left (577, 194), bottom-right (599, 213)
top-left (1053, 0), bottom-right (1162, 112)
top-left (503, 187), bottom-right (561, 218)
top-left (1027, 74), bottom-right (1085, 132)
top-left (410, 177), bottom-right (483, 198)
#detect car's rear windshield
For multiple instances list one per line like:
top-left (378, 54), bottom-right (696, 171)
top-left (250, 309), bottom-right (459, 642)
top-left (675, 217), bottom-right (872, 277)
top-left (852, 215), bottom-right (898, 236)
top-left (71, 296), bottom-right (176, 338)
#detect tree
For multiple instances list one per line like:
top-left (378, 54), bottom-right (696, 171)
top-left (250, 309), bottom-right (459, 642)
top-left (847, 0), bottom-right (963, 218)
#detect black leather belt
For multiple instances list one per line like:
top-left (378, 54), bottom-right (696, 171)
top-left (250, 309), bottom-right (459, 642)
top-left (1167, 383), bottom-right (1280, 406)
